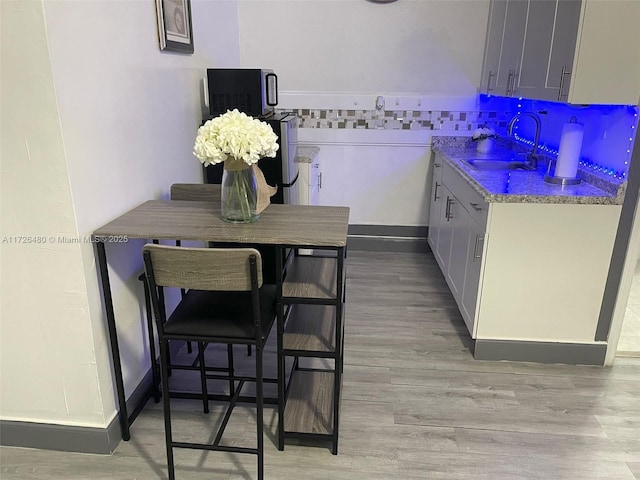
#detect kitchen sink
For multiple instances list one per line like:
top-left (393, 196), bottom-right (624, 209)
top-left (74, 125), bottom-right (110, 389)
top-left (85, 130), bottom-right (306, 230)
top-left (463, 157), bottom-right (535, 171)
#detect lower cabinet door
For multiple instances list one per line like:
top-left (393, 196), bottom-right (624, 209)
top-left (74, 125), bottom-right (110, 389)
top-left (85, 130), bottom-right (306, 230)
top-left (428, 159), bottom-right (444, 255)
top-left (461, 218), bottom-right (485, 337)
top-left (436, 186), bottom-right (454, 269)
top-left (447, 197), bottom-right (469, 301)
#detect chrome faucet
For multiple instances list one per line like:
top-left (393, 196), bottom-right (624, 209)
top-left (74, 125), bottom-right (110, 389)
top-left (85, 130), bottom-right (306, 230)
top-left (507, 112), bottom-right (542, 168)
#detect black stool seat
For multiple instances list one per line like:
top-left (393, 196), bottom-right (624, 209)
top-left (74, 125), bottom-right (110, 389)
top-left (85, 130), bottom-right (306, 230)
top-left (164, 287), bottom-right (276, 341)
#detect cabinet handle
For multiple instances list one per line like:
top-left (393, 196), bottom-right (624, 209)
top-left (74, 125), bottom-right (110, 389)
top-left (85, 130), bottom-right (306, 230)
top-left (473, 235), bottom-right (484, 261)
top-left (318, 172), bottom-right (322, 189)
top-left (558, 65), bottom-right (571, 101)
top-left (469, 202), bottom-right (483, 212)
top-left (506, 70), bottom-right (518, 96)
top-left (445, 197), bottom-right (454, 221)
top-left (433, 182), bottom-right (440, 201)
top-left (509, 70), bottom-right (519, 97)
top-left (486, 70), bottom-right (495, 93)
top-left (434, 163), bottom-right (441, 168)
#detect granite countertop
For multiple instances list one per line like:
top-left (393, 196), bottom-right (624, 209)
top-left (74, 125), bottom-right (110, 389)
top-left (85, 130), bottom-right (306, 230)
top-left (432, 137), bottom-right (626, 205)
top-left (295, 145), bottom-right (320, 163)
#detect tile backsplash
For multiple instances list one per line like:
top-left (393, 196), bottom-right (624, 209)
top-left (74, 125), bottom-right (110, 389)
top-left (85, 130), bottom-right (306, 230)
top-left (281, 97), bottom-right (638, 180)
top-left (287, 108), bottom-right (512, 133)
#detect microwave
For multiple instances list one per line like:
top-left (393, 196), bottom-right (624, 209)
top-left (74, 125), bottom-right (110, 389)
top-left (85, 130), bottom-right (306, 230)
top-left (206, 68), bottom-right (278, 118)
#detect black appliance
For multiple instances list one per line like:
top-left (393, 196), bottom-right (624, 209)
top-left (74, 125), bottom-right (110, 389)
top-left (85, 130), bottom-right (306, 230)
top-left (206, 68), bottom-right (278, 118)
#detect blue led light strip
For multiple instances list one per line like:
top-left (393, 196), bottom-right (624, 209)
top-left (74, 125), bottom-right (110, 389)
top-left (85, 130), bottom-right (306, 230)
top-left (512, 104), bottom-right (638, 180)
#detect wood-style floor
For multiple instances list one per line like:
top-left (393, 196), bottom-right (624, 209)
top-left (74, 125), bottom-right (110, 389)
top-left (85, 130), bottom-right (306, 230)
top-left (2, 250), bottom-right (640, 479)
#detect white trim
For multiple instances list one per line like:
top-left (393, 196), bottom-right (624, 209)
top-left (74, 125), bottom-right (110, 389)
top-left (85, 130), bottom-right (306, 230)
top-left (278, 92), bottom-right (479, 112)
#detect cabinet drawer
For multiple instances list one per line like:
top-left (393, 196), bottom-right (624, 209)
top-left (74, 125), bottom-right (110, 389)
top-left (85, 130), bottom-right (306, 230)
top-left (442, 162), bottom-right (489, 229)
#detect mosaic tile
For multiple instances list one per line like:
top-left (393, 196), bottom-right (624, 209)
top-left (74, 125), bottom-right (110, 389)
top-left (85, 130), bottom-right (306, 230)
top-left (286, 108), bottom-right (511, 132)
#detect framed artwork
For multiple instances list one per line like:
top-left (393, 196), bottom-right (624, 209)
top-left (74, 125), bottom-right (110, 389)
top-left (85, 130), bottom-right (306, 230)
top-left (155, 0), bottom-right (194, 53)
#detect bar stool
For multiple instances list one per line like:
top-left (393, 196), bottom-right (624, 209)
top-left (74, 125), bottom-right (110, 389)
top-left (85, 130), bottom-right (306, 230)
top-left (143, 244), bottom-right (276, 480)
top-left (141, 184), bottom-right (243, 403)
top-left (170, 183), bottom-right (252, 357)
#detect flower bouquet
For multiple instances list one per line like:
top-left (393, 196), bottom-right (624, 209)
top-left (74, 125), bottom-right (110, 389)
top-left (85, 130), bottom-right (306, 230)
top-left (194, 109), bottom-right (279, 223)
top-left (472, 126), bottom-right (498, 154)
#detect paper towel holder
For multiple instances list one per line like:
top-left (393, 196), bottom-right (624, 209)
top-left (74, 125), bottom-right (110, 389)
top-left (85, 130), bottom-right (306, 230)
top-left (544, 116), bottom-right (582, 186)
top-left (544, 159), bottom-right (581, 185)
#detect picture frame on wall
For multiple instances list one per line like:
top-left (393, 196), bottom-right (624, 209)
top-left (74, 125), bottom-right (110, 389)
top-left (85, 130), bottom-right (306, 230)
top-left (155, 0), bottom-right (194, 53)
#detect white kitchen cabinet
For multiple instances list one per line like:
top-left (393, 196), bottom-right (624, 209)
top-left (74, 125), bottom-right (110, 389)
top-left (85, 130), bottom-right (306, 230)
top-left (495, 0), bottom-right (528, 97)
top-left (476, 202), bottom-right (620, 342)
top-left (481, 0), bottom-right (576, 99)
top-left (516, 0), bottom-right (581, 102)
top-left (309, 161), bottom-right (320, 206)
top-left (461, 217), bottom-right (485, 335)
top-left (567, 0), bottom-right (640, 105)
top-left (481, 0), bottom-right (640, 104)
top-left (297, 158), bottom-right (320, 206)
top-left (427, 160), bottom-right (445, 264)
top-left (428, 150), bottom-right (622, 344)
top-left (480, 0), bottom-right (526, 97)
top-left (516, 0), bottom-right (576, 100)
top-left (296, 147), bottom-right (321, 206)
top-left (544, 0), bottom-right (581, 101)
top-left (300, 141), bottom-right (430, 226)
top-left (434, 182), bottom-right (454, 281)
top-left (517, 0), bottom-right (556, 98)
top-left (480, 0), bottom-right (507, 95)
top-left (445, 188), bottom-right (470, 302)
top-left (428, 154), bottom-right (489, 337)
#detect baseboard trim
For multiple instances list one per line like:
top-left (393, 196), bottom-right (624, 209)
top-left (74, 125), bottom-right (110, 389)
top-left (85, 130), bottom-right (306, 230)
top-left (0, 367), bottom-right (155, 454)
top-left (474, 339), bottom-right (607, 366)
top-left (0, 416), bottom-right (122, 455)
top-left (348, 224), bottom-right (429, 253)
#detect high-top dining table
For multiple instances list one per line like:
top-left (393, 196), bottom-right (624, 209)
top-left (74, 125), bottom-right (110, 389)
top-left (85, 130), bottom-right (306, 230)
top-left (93, 200), bottom-right (349, 442)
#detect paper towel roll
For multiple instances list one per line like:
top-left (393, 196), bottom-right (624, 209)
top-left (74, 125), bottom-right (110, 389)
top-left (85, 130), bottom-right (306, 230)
top-left (555, 119), bottom-right (584, 178)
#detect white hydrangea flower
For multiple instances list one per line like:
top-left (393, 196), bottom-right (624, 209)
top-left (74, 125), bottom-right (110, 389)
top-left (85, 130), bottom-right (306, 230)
top-left (472, 126), bottom-right (498, 141)
top-left (193, 109), bottom-right (279, 166)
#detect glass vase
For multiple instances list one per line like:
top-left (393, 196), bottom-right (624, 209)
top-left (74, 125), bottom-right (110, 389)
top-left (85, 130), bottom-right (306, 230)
top-left (221, 158), bottom-right (259, 223)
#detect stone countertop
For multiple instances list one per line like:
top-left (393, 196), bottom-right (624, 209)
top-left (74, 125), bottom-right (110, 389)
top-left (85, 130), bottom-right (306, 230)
top-left (295, 145), bottom-right (320, 164)
top-left (432, 137), bottom-right (626, 205)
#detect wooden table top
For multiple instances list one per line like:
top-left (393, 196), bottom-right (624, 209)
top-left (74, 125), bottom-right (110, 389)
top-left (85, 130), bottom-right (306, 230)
top-left (93, 200), bottom-right (350, 248)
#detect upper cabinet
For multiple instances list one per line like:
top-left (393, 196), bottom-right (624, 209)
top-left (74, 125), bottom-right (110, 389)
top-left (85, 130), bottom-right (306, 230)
top-left (517, 0), bottom-right (580, 101)
top-left (480, 0), bottom-right (506, 96)
top-left (546, 0), bottom-right (581, 101)
top-left (569, 1), bottom-right (640, 105)
top-left (481, 0), bottom-right (527, 97)
top-left (495, 0), bottom-right (528, 97)
top-left (480, 0), bottom-right (640, 105)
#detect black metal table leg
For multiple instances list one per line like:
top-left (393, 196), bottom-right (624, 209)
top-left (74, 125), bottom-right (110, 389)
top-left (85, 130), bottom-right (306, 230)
top-left (95, 241), bottom-right (130, 441)
top-left (276, 246), bottom-right (285, 451)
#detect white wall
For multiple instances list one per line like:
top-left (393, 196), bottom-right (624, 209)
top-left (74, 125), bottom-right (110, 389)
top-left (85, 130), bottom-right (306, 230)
top-left (298, 129), bottom-right (435, 226)
top-left (1, 1), bottom-right (104, 426)
top-left (238, 0), bottom-right (488, 97)
top-left (0, 0), bottom-right (240, 428)
top-left (0, 0), bottom-right (491, 430)
top-left (238, 0), bottom-right (489, 226)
